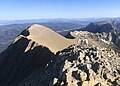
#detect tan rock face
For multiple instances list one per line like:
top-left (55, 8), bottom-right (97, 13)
top-left (26, 24), bottom-right (77, 53)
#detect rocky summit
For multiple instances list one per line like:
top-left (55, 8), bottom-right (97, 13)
top-left (0, 24), bottom-right (119, 86)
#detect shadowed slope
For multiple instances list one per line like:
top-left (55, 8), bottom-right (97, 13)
top-left (0, 36), bottom-right (56, 86)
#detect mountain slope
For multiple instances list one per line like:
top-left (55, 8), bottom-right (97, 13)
top-left (0, 24), bottom-right (77, 86)
top-left (0, 38), bottom-right (56, 86)
top-left (79, 20), bottom-right (120, 48)
top-left (23, 24), bottom-right (76, 53)
top-left (0, 22), bottom-right (84, 53)
top-left (81, 20), bottom-right (120, 33)
top-left (0, 24), bottom-right (119, 86)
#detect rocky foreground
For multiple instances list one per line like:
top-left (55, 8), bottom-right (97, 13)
top-left (17, 45), bottom-right (120, 86)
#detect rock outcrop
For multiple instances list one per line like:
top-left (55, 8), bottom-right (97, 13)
top-left (17, 45), bottom-right (120, 86)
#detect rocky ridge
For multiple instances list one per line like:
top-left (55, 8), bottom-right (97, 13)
top-left (80, 20), bottom-right (120, 48)
top-left (69, 30), bottom-right (120, 53)
top-left (0, 24), bottom-right (119, 86)
top-left (17, 45), bottom-right (120, 86)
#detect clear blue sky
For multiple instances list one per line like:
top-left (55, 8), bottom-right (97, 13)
top-left (0, 0), bottom-right (120, 20)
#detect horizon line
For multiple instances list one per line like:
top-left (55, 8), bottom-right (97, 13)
top-left (0, 17), bottom-right (120, 21)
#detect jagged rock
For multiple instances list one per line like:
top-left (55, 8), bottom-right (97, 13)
top-left (115, 77), bottom-right (120, 85)
top-left (79, 52), bottom-right (85, 62)
top-left (84, 56), bottom-right (90, 63)
top-left (80, 71), bottom-right (87, 81)
top-left (0, 43), bottom-right (119, 86)
top-left (53, 78), bottom-right (58, 85)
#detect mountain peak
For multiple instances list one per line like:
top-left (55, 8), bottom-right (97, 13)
top-left (28, 24), bottom-right (50, 31)
top-left (19, 24), bottom-right (77, 53)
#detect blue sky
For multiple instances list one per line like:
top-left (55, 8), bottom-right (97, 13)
top-left (0, 0), bottom-right (120, 20)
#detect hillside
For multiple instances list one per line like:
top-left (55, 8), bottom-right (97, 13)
top-left (0, 24), bottom-right (119, 86)
top-left (22, 24), bottom-right (77, 53)
top-left (74, 20), bottom-right (120, 48)
top-left (0, 24), bottom-right (77, 86)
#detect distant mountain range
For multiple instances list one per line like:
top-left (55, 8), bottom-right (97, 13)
top-left (1, 18), bottom-right (120, 26)
top-left (0, 18), bottom-right (120, 53)
top-left (0, 18), bottom-right (90, 26)
top-left (81, 20), bottom-right (120, 32)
